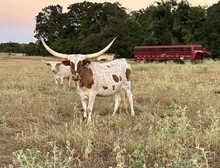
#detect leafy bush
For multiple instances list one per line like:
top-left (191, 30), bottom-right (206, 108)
top-left (10, 141), bottom-right (79, 168)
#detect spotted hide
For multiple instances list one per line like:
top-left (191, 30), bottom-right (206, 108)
top-left (41, 59), bottom-right (73, 88)
top-left (40, 37), bottom-right (135, 123)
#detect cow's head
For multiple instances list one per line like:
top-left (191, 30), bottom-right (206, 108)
top-left (40, 37), bottom-right (116, 81)
top-left (41, 59), bottom-right (61, 73)
top-left (61, 59), bottom-right (92, 81)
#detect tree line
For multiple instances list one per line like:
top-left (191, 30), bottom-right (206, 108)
top-left (1, 0), bottom-right (220, 58)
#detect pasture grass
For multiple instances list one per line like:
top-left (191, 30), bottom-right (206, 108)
top-left (0, 55), bottom-right (219, 167)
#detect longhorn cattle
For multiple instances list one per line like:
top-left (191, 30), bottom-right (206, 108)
top-left (40, 37), bottom-right (135, 123)
top-left (41, 59), bottom-right (73, 88)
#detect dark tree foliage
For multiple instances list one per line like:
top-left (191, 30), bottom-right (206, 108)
top-left (2, 1), bottom-right (220, 58)
top-left (25, 42), bottom-right (44, 56)
top-left (34, 5), bottom-right (64, 42)
top-left (172, 0), bottom-right (190, 43)
top-left (34, 1), bottom-right (130, 57)
top-left (203, 1), bottom-right (220, 58)
top-left (182, 6), bottom-right (206, 44)
top-left (132, 0), bottom-right (190, 45)
top-left (0, 42), bottom-right (26, 53)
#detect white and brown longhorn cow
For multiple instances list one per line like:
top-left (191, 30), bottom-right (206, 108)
top-left (40, 37), bottom-right (135, 123)
top-left (41, 59), bottom-right (73, 88)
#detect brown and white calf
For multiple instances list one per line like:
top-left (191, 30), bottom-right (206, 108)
top-left (41, 59), bottom-right (72, 87)
top-left (40, 37), bottom-right (135, 123)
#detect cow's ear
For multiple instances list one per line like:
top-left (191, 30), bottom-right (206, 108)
top-left (62, 60), bottom-right (70, 66)
top-left (45, 63), bottom-right (51, 66)
top-left (82, 59), bottom-right (91, 66)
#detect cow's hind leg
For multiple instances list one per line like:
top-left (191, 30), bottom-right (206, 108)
top-left (123, 84), bottom-right (135, 116)
top-left (112, 92), bottom-right (121, 116)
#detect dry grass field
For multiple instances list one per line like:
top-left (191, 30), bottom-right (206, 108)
top-left (0, 55), bottom-right (219, 167)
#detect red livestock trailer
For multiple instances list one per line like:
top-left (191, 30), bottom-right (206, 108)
top-left (134, 45), bottom-right (211, 62)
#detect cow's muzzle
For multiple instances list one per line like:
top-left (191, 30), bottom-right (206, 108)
top-left (72, 73), bottom-right (80, 81)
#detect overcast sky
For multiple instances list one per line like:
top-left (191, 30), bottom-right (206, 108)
top-left (0, 0), bottom-right (218, 43)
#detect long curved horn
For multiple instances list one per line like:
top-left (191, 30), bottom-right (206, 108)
top-left (84, 37), bottom-right (116, 59)
top-left (41, 59), bottom-right (49, 64)
top-left (41, 59), bottom-right (51, 65)
top-left (40, 36), bottom-right (68, 59)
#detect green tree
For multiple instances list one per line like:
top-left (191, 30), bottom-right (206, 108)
top-left (4, 46), bottom-right (14, 53)
top-left (203, 2), bottom-right (220, 58)
top-left (33, 1), bottom-right (219, 59)
top-left (25, 42), bottom-right (42, 56)
top-left (120, 18), bottom-right (144, 58)
top-left (182, 6), bottom-right (206, 44)
top-left (34, 5), bottom-right (64, 42)
top-left (0, 42), bottom-right (26, 53)
top-left (132, 0), bottom-right (176, 45)
top-left (172, 0), bottom-right (190, 43)
top-left (66, 2), bottom-right (129, 56)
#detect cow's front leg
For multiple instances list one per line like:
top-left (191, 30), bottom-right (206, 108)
top-left (87, 93), bottom-right (97, 123)
top-left (68, 78), bottom-right (72, 90)
top-left (80, 97), bottom-right (88, 121)
top-left (60, 77), bottom-right (64, 86)
top-left (55, 76), bottom-right (59, 85)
